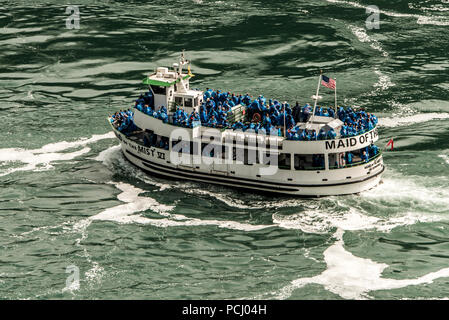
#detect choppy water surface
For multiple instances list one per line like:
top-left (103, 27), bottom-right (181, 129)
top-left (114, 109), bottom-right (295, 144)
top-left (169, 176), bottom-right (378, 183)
top-left (1, 0), bottom-right (449, 299)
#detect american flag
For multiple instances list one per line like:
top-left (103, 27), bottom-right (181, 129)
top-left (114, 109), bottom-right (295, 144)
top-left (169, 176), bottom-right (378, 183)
top-left (321, 75), bottom-right (336, 90)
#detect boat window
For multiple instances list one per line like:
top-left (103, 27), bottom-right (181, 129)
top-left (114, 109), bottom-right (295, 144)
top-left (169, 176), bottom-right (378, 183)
top-left (329, 148), bottom-right (372, 169)
top-left (201, 142), bottom-right (221, 158)
top-left (171, 139), bottom-right (189, 154)
top-left (233, 147), bottom-right (244, 163)
top-left (294, 154), bottom-right (325, 170)
top-left (151, 85), bottom-right (166, 95)
top-left (278, 153), bottom-right (291, 170)
top-left (244, 148), bottom-right (257, 165)
top-left (184, 98), bottom-right (193, 108)
top-left (175, 96), bottom-right (183, 107)
top-left (194, 97), bottom-right (199, 107)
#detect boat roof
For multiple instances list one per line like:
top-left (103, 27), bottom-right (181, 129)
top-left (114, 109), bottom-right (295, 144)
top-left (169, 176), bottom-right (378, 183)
top-left (142, 73), bottom-right (191, 87)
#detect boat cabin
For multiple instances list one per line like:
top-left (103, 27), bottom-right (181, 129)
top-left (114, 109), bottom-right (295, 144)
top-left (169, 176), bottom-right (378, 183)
top-left (143, 60), bottom-right (203, 115)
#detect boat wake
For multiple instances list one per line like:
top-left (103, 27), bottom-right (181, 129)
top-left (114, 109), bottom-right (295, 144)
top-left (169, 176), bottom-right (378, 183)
top-left (0, 132), bottom-right (114, 177)
top-left (378, 112), bottom-right (449, 128)
top-left (83, 145), bottom-right (449, 299)
top-left (348, 25), bottom-right (389, 57)
top-left (268, 228), bottom-right (449, 300)
top-left (327, 0), bottom-right (449, 26)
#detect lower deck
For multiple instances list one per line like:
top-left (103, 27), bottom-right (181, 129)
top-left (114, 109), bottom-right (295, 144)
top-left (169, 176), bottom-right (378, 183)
top-left (112, 124), bottom-right (385, 196)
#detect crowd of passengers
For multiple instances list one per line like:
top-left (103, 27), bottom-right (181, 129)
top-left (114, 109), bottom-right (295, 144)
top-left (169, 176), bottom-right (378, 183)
top-left (110, 109), bottom-right (137, 134)
top-left (132, 88), bottom-right (378, 140)
top-left (112, 105), bottom-right (380, 166)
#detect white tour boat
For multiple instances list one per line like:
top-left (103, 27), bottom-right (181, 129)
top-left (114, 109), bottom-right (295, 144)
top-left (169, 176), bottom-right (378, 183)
top-left (109, 52), bottom-right (384, 196)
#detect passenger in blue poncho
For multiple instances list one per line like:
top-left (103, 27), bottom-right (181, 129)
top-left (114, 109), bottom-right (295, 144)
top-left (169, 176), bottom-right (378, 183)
top-left (232, 121), bottom-right (244, 131)
top-left (327, 128), bottom-right (336, 139)
top-left (301, 104), bottom-right (311, 122)
top-left (361, 150), bottom-right (369, 163)
top-left (297, 129), bottom-right (305, 141)
top-left (159, 112), bottom-right (168, 123)
top-left (246, 122), bottom-right (256, 133)
top-left (208, 115), bottom-right (217, 127)
top-left (286, 114), bottom-right (295, 128)
top-left (286, 128), bottom-right (295, 140)
top-left (346, 151), bottom-right (353, 164)
top-left (340, 124), bottom-right (347, 137)
top-left (310, 129), bottom-right (317, 141)
top-left (242, 93), bottom-right (251, 106)
top-left (318, 128), bottom-right (326, 140)
top-left (369, 143), bottom-right (379, 157)
top-left (200, 109), bottom-right (208, 124)
top-left (145, 105), bottom-right (153, 115)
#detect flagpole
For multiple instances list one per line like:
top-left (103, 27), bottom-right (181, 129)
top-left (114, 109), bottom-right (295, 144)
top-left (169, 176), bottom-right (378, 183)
top-left (334, 77), bottom-right (337, 119)
top-left (311, 71), bottom-right (322, 123)
top-left (283, 104), bottom-right (286, 137)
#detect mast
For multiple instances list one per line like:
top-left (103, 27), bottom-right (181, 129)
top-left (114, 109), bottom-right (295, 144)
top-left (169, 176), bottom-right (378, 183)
top-left (177, 50), bottom-right (189, 93)
top-left (310, 71), bottom-right (322, 123)
top-left (334, 77), bottom-right (337, 118)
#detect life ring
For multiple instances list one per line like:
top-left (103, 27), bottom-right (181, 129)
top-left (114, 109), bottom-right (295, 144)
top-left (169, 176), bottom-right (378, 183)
top-left (252, 113), bottom-right (261, 122)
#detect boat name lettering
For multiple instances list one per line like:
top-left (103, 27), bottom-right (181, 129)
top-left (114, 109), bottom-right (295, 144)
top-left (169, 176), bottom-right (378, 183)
top-left (325, 130), bottom-right (378, 150)
top-left (137, 145), bottom-right (156, 157)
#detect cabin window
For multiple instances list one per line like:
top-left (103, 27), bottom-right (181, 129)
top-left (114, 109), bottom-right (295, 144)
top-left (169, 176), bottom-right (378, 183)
top-left (244, 148), bottom-right (257, 165)
top-left (151, 85), bottom-right (166, 95)
top-left (145, 134), bottom-right (169, 150)
top-left (201, 142), bottom-right (221, 158)
top-left (172, 140), bottom-right (198, 155)
top-left (194, 97), bottom-right (199, 107)
top-left (233, 147), bottom-right (244, 163)
top-left (184, 98), bottom-right (193, 108)
top-left (329, 148), bottom-right (369, 169)
top-left (278, 153), bottom-right (291, 170)
top-left (175, 96), bottom-right (183, 107)
top-left (294, 154), bottom-right (325, 170)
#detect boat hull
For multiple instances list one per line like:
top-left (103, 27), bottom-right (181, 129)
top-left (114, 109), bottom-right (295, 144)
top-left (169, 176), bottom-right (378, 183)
top-left (113, 128), bottom-right (384, 197)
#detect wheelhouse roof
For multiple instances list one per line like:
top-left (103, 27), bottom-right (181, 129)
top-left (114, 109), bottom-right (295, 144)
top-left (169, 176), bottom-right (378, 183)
top-left (142, 74), bottom-right (192, 87)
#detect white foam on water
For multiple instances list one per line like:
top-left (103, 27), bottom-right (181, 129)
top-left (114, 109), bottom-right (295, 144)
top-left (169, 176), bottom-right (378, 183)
top-left (373, 69), bottom-right (395, 91)
top-left (272, 206), bottom-right (441, 235)
top-left (327, 0), bottom-right (449, 26)
top-left (93, 144), bottom-right (120, 162)
top-left (417, 15), bottom-right (449, 26)
top-left (438, 154), bottom-right (449, 165)
top-left (272, 169), bottom-right (449, 235)
top-left (93, 145), bottom-right (173, 191)
top-left (378, 112), bottom-right (449, 128)
top-left (348, 25), bottom-right (389, 57)
top-left (180, 187), bottom-right (268, 210)
top-left (361, 173), bottom-right (449, 211)
top-left (0, 132), bottom-right (115, 177)
top-left (0, 147), bottom-right (91, 177)
top-left (74, 181), bottom-right (273, 235)
top-left (272, 229), bottom-right (449, 300)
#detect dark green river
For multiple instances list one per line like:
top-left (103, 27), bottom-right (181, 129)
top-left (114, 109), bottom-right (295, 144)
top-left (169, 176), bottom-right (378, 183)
top-left (1, 0), bottom-right (449, 299)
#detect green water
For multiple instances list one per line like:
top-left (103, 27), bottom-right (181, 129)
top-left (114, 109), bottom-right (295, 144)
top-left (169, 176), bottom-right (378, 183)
top-left (1, 0), bottom-right (449, 299)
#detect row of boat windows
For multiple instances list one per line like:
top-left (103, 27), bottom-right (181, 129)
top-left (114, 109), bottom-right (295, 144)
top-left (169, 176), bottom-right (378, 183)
top-left (140, 132), bottom-right (377, 170)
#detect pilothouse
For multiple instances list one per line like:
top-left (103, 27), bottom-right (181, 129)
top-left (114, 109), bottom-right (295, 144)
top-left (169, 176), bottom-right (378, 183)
top-left (109, 51), bottom-right (384, 196)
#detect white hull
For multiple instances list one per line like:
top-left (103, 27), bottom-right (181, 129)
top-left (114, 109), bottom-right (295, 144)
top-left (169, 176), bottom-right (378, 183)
top-left (113, 128), bottom-right (384, 197)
